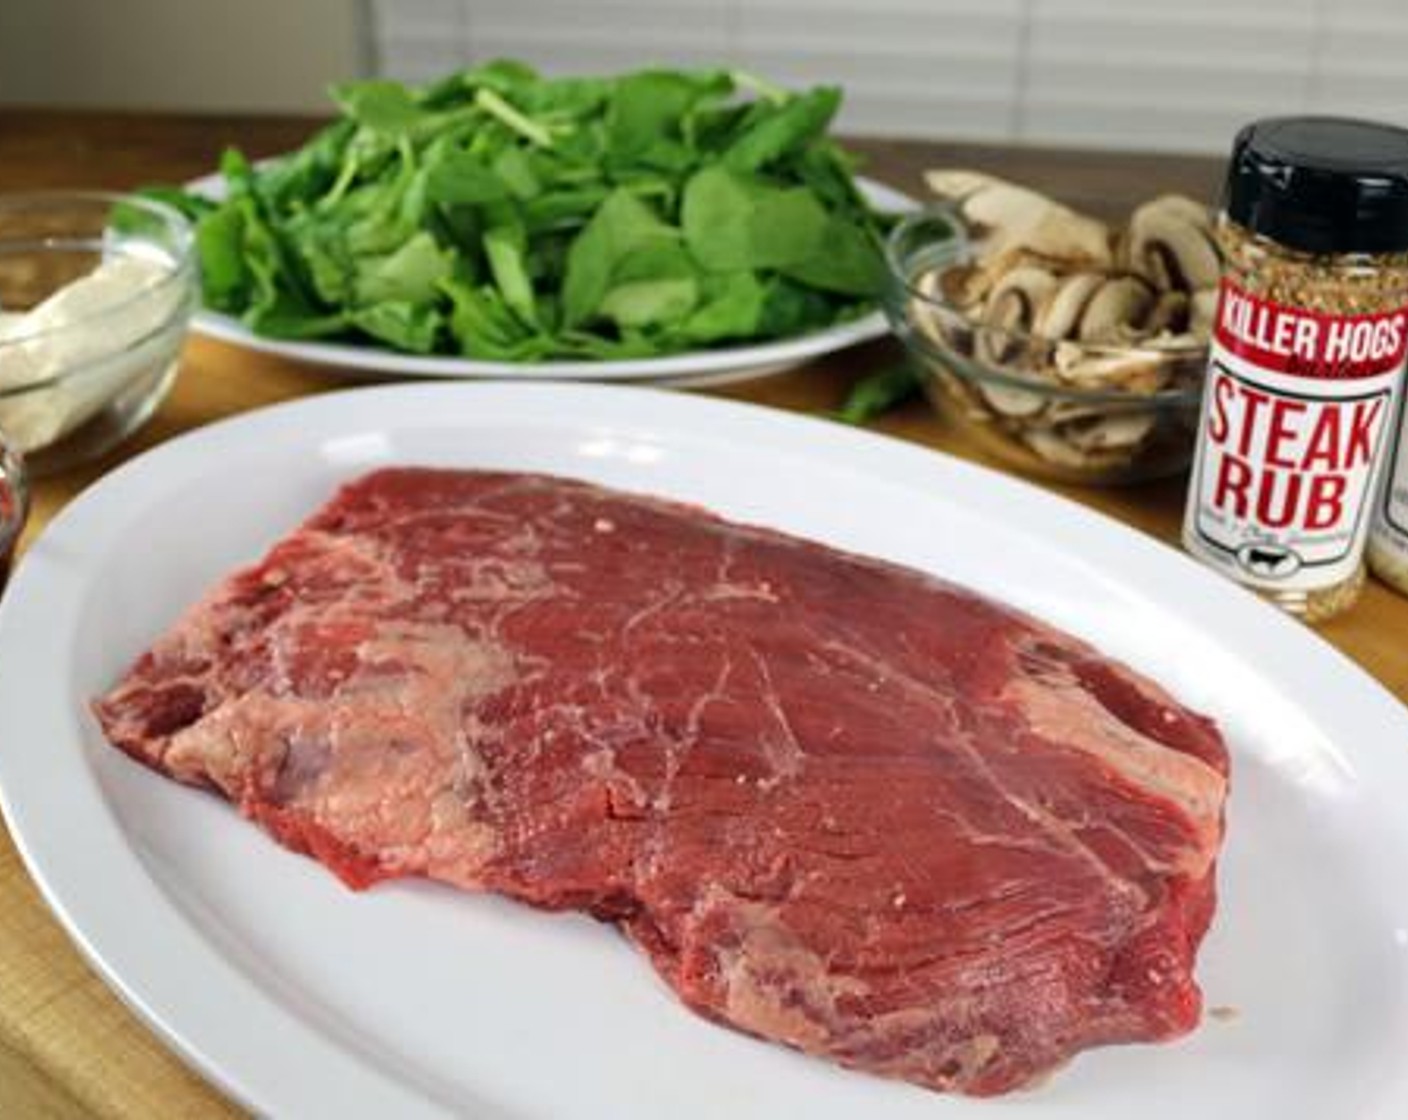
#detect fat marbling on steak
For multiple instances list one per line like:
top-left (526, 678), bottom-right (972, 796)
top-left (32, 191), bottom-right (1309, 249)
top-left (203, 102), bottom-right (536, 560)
top-left (93, 468), bottom-right (1229, 1096)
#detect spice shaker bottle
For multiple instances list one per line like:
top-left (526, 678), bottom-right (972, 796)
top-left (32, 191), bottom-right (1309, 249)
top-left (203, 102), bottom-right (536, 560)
top-left (1368, 390), bottom-right (1408, 595)
top-left (1182, 117), bottom-right (1408, 622)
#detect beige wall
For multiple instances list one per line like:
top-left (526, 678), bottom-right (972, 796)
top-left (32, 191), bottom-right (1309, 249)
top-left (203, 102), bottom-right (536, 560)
top-left (0, 0), bottom-right (365, 113)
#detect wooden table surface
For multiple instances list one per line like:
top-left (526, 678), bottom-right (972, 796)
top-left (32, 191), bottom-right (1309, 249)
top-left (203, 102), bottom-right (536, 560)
top-left (0, 109), bottom-right (1404, 1119)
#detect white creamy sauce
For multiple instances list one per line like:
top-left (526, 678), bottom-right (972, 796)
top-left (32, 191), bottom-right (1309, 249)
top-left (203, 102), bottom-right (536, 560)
top-left (0, 253), bottom-right (178, 451)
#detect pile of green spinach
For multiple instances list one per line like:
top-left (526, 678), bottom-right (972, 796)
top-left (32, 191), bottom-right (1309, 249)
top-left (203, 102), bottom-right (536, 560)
top-left (153, 63), bottom-right (890, 361)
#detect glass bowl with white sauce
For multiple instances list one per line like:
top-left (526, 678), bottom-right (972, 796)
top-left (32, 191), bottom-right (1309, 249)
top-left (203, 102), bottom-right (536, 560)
top-left (0, 192), bottom-right (196, 475)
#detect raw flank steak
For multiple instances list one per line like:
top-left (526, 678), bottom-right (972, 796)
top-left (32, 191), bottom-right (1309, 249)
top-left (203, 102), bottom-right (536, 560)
top-left (94, 468), bottom-right (1229, 1096)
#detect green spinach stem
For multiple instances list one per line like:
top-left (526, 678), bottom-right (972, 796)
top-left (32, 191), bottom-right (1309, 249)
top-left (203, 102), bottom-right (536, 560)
top-left (731, 71), bottom-right (789, 105)
top-left (474, 89), bottom-right (554, 149)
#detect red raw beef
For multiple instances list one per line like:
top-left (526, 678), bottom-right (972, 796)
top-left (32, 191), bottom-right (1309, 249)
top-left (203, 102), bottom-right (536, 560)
top-left (94, 468), bottom-right (1229, 1095)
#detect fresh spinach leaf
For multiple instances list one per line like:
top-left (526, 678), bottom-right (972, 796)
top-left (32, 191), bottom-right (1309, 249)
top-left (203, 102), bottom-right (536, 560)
top-left (835, 364), bottom-right (922, 424)
top-left (331, 80), bottom-right (426, 137)
top-left (724, 86), bottom-right (841, 172)
top-left (424, 148), bottom-right (508, 206)
top-left (351, 300), bottom-right (442, 352)
top-left (353, 230), bottom-right (454, 307)
top-left (680, 271), bottom-right (767, 343)
top-left (606, 70), bottom-right (731, 162)
top-left (133, 185), bottom-right (215, 225)
top-left (780, 216), bottom-right (883, 297)
top-left (194, 206), bottom-right (250, 311)
top-left (169, 64), bottom-right (888, 362)
top-left (483, 216), bottom-right (538, 326)
top-left (599, 276), bottom-right (698, 330)
top-left (681, 167), bottom-right (828, 272)
top-left (561, 189), bottom-right (677, 328)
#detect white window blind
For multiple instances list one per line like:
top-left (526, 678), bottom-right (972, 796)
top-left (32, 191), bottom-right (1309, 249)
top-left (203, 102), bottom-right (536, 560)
top-left (369, 0), bottom-right (1408, 153)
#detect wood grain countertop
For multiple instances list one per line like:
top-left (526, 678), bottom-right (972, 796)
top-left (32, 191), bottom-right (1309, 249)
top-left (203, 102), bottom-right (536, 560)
top-left (0, 109), bottom-right (1403, 1119)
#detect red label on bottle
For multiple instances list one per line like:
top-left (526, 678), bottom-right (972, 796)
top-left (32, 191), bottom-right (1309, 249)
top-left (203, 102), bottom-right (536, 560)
top-left (1214, 279), bottom-right (1408, 379)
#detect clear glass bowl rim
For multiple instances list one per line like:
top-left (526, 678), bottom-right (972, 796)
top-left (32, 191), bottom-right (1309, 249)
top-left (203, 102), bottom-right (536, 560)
top-left (0, 300), bottom-right (193, 401)
top-left (0, 189), bottom-right (196, 353)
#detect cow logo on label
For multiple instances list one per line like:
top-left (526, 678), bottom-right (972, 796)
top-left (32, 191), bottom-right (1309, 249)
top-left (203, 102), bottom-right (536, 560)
top-left (1234, 541), bottom-right (1301, 579)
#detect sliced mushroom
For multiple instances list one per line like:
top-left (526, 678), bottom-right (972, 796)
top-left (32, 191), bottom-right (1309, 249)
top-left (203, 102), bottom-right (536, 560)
top-left (950, 248), bottom-right (1069, 307)
top-left (975, 379), bottom-right (1049, 418)
top-left (978, 267), bottom-right (1057, 366)
top-left (916, 269), bottom-right (943, 300)
top-left (935, 368), bottom-right (995, 420)
top-left (1144, 330), bottom-right (1201, 352)
top-left (983, 266), bottom-right (1060, 334)
top-left (1017, 205), bottom-right (1113, 269)
top-left (967, 266), bottom-right (1059, 415)
top-left (909, 269), bottom-right (949, 351)
top-left (1021, 428), bottom-right (1120, 470)
top-left (1144, 289), bottom-right (1190, 335)
top-left (1123, 195), bottom-right (1220, 291)
top-left (938, 262), bottom-right (983, 309)
top-left (925, 171), bottom-right (1051, 238)
top-left (1059, 411), bottom-right (1157, 452)
top-left (923, 169), bottom-right (1004, 205)
top-left (1189, 287), bottom-right (1219, 337)
top-left (1078, 275), bottom-right (1157, 342)
top-left (1108, 321), bottom-right (1177, 349)
top-left (1145, 194), bottom-right (1214, 228)
top-left (925, 169), bottom-right (1113, 270)
top-left (1052, 341), bottom-right (1171, 394)
top-left (1034, 273), bottom-right (1106, 340)
top-left (1030, 272), bottom-right (1161, 344)
top-left (1046, 399), bottom-right (1121, 424)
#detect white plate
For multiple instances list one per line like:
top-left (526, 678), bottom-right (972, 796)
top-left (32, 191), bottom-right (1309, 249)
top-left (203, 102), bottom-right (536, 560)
top-left (185, 173), bottom-right (914, 387)
top-left (1, 384), bottom-right (1406, 1120)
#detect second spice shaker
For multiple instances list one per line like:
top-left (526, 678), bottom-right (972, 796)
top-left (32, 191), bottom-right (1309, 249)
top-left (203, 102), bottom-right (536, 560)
top-left (1182, 117), bottom-right (1408, 622)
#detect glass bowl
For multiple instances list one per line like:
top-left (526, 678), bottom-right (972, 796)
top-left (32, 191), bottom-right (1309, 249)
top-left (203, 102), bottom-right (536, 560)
top-left (0, 192), bottom-right (196, 476)
top-left (881, 208), bottom-right (1208, 486)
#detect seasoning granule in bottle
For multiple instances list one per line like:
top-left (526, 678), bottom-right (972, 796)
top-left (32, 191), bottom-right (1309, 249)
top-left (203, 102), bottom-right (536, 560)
top-left (1182, 117), bottom-right (1408, 622)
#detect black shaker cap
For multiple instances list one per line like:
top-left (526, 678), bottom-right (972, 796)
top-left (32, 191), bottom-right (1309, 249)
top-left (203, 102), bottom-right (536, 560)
top-left (1224, 117), bottom-right (1408, 255)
